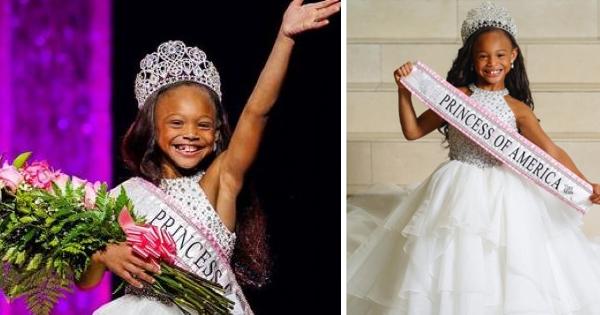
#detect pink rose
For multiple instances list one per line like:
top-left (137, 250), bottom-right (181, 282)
top-left (83, 181), bottom-right (101, 209)
top-left (71, 176), bottom-right (87, 189)
top-left (51, 174), bottom-right (100, 209)
top-left (22, 161), bottom-right (56, 190)
top-left (51, 173), bottom-right (70, 192)
top-left (67, 176), bottom-right (95, 208)
top-left (0, 162), bottom-right (23, 193)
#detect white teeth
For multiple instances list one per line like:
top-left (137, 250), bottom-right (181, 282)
top-left (174, 144), bottom-right (199, 153)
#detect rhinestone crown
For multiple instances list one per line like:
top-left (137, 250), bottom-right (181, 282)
top-left (134, 40), bottom-right (222, 108)
top-left (461, 1), bottom-right (517, 43)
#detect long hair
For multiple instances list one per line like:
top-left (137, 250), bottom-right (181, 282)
top-left (121, 81), bottom-right (271, 288)
top-left (440, 26), bottom-right (534, 137)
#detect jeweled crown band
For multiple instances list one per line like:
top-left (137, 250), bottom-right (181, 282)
top-left (461, 1), bottom-right (517, 43)
top-left (134, 40), bottom-right (222, 109)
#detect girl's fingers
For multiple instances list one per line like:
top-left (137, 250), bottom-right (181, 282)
top-left (306, 0), bottom-right (338, 10)
top-left (129, 254), bottom-right (160, 274)
top-left (589, 184), bottom-right (600, 204)
top-left (592, 192), bottom-right (600, 202)
top-left (124, 262), bottom-right (155, 285)
top-left (401, 67), bottom-right (409, 77)
top-left (396, 68), bottom-right (405, 78)
top-left (394, 62), bottom-right (414, 84)
top-left (397, 63), bottom-right (412, 77)
top-left (312, 19), bottom-right (329, 29)
top-left (394, 71), bottom-right (403, 84)
top-left (119, 269), bottom-right (143, 288)
top-left (137, 272), bottom-right (156, 285)
top-left (316, 2), bottom-right (341, 20)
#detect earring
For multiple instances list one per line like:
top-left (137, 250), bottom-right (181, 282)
top-left (213, 142), bottom-right (217, 152)
top-left (511, 62), bottom-right (514, 69)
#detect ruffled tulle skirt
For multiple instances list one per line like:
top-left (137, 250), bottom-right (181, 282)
top-left (347, 160), bottom-right (600, 315)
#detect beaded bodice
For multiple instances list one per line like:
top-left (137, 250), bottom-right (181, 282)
top-left (448, 83), bottom-right (517, 168)
top-left (159, 172), bottom-right (236, 259)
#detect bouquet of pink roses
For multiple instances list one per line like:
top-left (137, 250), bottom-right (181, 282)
top-left (0, 152), bottom-right (233, 315)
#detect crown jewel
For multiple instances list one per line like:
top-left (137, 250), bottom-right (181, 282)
top-left (461, 1), bottom-right (517, 43)
top-left (134, 40), bottom-right (222, 108)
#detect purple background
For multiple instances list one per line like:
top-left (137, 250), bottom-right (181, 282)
top-left (0, 0), bottom-right (112, 313)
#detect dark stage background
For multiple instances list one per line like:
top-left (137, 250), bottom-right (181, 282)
top-left (112, 1), bottom-right (341, 314)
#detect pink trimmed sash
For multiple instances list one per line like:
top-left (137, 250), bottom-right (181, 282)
top-left (113, 178), bottom-right (253, 315)
top-left (401, 61), bottom-right (593, 215)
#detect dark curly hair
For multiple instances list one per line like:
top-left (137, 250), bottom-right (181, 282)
top-left (121, 81), bottom-right (271, 288)
top-left (440, 26), bottom-right (534, 138)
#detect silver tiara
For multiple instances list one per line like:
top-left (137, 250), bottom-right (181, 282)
top-left (461, 1), bottom-right (517, 43)
top-left (134, 40), bottom-right (222, 108)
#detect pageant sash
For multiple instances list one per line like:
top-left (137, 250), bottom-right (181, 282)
top-left (112, 178), bottom-right (253, 315)
top-left (400, 61), bottom-right (593, 215)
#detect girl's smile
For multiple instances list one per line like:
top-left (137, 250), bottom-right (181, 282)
top-left (172, 144), bottom-right (202, 154)
top-left (482, 67), bottom-right (503, 78)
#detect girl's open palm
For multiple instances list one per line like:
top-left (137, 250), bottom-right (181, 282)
top-left (281, 0), bottom-right (340, 37)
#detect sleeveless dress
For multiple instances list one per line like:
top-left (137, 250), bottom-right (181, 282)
top-left (94, 172), bottom-right (251, 315)
top-left (347, 84), bottom-right (600, 314)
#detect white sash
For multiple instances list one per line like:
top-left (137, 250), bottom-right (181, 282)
top-left (113, 178), bottom-right (253, 315)
top-left (401, 61), bottom-right (593, 215)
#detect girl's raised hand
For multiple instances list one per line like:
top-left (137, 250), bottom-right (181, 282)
top-left (281, 0), bottom-right (341, 37)
top-left (93, 243), bottom-right (160, 288)
top-left (394, 62), bottom-right (413, 95)
top-left (591, 183), bottom-right (600, 205)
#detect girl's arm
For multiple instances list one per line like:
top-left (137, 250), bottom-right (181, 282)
top-left (217, 0), bottom-right (340, 192)
top-left (394, 62), bottom-right (445, 140)
top-left (509, 99), bottom-right (600, 204)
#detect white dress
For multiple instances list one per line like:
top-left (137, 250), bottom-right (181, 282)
top-left (347, 84), bottom-right (600, 315)
top-left (94, 173), bottom-right (251, 315)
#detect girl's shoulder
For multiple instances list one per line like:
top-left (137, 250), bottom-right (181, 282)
top-left (504, 95), bottom-right (538, 122)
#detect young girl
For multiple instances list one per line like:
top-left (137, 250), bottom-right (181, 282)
top-left (75, 1), bottom-right (340, 314)
top-left (347, 2), bottom-right (600, 314)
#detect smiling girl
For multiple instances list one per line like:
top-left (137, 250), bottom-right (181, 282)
top-left (74, 1), bottom-right (340, 314)
top-left (347, 2), bottom-right (600, 314)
